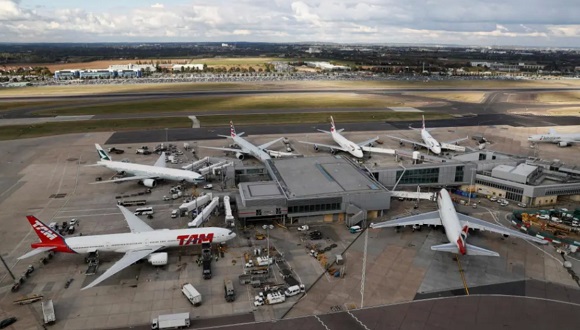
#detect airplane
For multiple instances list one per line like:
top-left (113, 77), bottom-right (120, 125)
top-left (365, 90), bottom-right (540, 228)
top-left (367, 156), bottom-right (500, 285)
top-left (370, 189), bottom-right (546, 256)
top-left (199, 121), bottom-right (295, 162)
top-left (298, 116), bottom-right (393, 158)
top-left (91, 144), bottom-right (203, 187)
top-left (385, 116), bottom-right (468, 155)
top-left (18, 205), bottom-right (236, 290)
top-left (528, 128), bottom-right (580, 147)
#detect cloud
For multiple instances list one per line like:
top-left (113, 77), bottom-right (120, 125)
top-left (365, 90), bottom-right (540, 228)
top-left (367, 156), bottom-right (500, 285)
top-left (0, 0), bottom-right (578, 46)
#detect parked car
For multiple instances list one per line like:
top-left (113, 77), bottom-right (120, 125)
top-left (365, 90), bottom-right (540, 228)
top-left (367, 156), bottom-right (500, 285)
top-left (297, 225), bottom-right (309, 231)
top-left (517, 202), bottom-right (527, 208)
top-left (309, 230), bottom-right (322, 240)
top-left (489, 197), bottom-right (497, 202)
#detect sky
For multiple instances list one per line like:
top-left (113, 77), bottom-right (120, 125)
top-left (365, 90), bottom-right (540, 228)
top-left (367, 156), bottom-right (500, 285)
top-left (1, 0), bottom-right (579, 47)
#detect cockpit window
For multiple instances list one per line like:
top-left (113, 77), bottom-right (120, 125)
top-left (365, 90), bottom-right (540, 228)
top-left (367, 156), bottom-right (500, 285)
top-left (228, 231), bottom-right (235, 235)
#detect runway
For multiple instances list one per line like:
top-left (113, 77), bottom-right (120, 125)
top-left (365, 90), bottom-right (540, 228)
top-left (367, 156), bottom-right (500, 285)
top-left (105, 114), bottom-right (580, 145)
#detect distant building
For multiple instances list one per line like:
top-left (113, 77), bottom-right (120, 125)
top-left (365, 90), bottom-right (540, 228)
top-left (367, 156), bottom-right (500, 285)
top-left (304, 61), bottom-right (349, 71)
top-left (108, 64), bottom-right (156, 72)
top-left (54, 70), bottom-right (80, 79)
top-left (79, 70), bottom-right (116, 79)
top-left (172, 64), bottom-right (204, 71)
top-left (116, 70), bottom-right (142, 78)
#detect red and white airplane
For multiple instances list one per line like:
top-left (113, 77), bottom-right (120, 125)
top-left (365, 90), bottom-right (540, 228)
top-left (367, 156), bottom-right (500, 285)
top-left (370, 189), bottom-right (546, 256)
top-left (18, 205), bottom-right (236, 290)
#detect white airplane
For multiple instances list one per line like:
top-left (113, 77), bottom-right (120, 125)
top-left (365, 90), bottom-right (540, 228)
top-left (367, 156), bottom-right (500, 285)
top-left (199, 121), bottom-right (295, 162)
top-left (18, 205), bottom-right (236, 290)
top-left (370, 189), bottom-right (546, 256)
top-left (298, 116), bottom-right (392, 158)
top-left (91, 144), bottom-right (203, 187)
top-left (386, 116), bottom-right (468, 155)
top-left (528, 128), bottom-right (580, 147)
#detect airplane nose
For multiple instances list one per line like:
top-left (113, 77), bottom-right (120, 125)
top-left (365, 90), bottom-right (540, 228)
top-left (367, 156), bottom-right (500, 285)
top-left (355, 150), bottom-right (364, 158)
top-left (434, 147), bottom-right (441, 154)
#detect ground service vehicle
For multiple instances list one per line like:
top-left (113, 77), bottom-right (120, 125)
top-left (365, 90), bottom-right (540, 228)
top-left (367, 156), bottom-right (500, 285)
top-left (134, 207), bottom-right (154, 215)
top-left (182, 283), bottom-right (202, 306)
top-left (284, 285), bottom-right (301, 297)
top-left (0, 317), bottom-right (17, 329)
top-left (202, 260), bottom-right (212, 279)
top-left (224, 279), bottom-right (236, 302)
top-left (42, 299), bottom-right (56, 325)
top-left (151, 313), bottom-right (190, 330)
top-left (117, 200), bottom-right (147, 206)
top-left (171, 210), bottom-right (179, 218)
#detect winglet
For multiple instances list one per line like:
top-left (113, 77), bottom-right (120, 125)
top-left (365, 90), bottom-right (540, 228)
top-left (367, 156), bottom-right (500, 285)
top-left (230, 121), bottom-right (236, 137)
top-left (330, 116), bottom-right (336, 133)
top-left (95, 144), bottom-right (111, 161)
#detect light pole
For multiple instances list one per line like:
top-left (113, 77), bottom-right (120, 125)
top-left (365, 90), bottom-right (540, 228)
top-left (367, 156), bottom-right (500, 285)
top-left (262, 224), bottom-right (274, 275)
top-left (468, 168), bottom-right (476, 205)
top-left (164, 128), bottom-right (168, 143)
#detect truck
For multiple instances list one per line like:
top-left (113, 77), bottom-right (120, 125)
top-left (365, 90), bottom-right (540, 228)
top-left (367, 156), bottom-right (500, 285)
top-left (255, 291), bottom-right (286, 306)
top-left (202, 260), bottom-right (212, 279)
top-left (41, 299), bottom-right (56, 325)
top-left (182, 283), bottom-right (202, 306)
top-left (117, 200), bottom-right (147, 206)
top-left (224, 279), bottom-right (236, 302)
top-left (151, 312), bottom-right (190, 330)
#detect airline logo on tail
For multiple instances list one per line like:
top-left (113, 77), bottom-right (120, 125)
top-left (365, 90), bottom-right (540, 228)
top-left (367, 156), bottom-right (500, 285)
top-left (330, 116), bottom-right (336, 133)
top-left (230, 121), bottom-right (237, 138)
top-left (95, 144), bottom-right (111, 161)
top-left (32, 220), bottom-right (58, 241)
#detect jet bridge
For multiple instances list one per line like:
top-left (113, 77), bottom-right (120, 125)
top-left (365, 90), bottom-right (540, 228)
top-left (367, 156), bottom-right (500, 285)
top-left (223, 196), bottom-right (235, 227)
top-left (179, 193), bottom-right (213, 213)
top-left (182, 157), bottom-right (210, 171)
top-left (198, 161), bottom-right (233, 176)
top-left (188, 197), bottom-right (220, 227)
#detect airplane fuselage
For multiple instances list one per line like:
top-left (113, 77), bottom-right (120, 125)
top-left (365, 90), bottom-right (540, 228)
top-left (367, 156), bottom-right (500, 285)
top-left (421, 129), bottom-right (442, 155)
top-left (528, 133), bottom-right (580, 144)
top-left (98, 160), bottom-right (202, 183)
top-left (436, 189), bottom-right (466, 254)
top-left (331, 130), bottom-right (364, 158)
top-left (232, 136), bottom-right (272, 162)
top-left (32, 227), bottom-right (234, 254)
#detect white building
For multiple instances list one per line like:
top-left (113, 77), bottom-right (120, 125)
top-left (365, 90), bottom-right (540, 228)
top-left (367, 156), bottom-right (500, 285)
top-left (108, 64), bottom-right (156, 72)
top-left (172, 64), bottom-right (204, 71)
top-left (304, 61), bottom-right (349, 71)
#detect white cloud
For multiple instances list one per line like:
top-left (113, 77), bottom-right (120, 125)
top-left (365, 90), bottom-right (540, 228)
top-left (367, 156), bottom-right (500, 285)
top-left (0, 0), bottom-right (578, 46)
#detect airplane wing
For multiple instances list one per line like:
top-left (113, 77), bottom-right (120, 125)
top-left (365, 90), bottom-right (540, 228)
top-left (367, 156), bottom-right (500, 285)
top-left (370, 211), bottom-right (442, 228)
top-left (118, 205), bottom-right (154, 233)
top-left (81, 246), bottom-right (163, 290)
top-left (90, 175), bottom-right (155, 184)
top-left (153, 152), bottom-right (166, 168)
top-left (357, 136), bottom-right (379, 147)
top-left (385, 135), bottom-right (429, 149)
top-left (258, 137), bottom-right (284, 150)
top-left (298, 141), bottom-right (348, 152)
top-left (89, 175), bottom-right (155, 184)
top-left (456, 213), bottom-right (547, 244)
top-left (443, 136), bottom-right (469, 145)
top-left (198, 146), bottom-right (249, 154)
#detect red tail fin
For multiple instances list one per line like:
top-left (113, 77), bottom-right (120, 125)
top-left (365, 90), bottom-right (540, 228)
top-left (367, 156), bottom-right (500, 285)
top-left (27, 216), bottom-right (73, 253)
top-left (230, 121), bottom-right (236, 137)
top-left (330, 116), bottom-right (336, 132)
top-left (462, 225), bottom-right (469, 235)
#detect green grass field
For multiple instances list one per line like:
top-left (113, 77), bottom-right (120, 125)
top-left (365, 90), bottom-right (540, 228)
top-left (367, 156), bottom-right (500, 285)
top-left (32, 94), bottom-right (407, 116)
top-left (0, 117), bottom-right (190, 141)
top-left (198, 112), bottom-right (451, 126)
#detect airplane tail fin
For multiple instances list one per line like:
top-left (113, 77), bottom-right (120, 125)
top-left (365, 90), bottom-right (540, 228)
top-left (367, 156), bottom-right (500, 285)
top-left (330, 116), bottom-right (336, 132)
top-left (27, 215), bottom-right (65, 244)
top-left (230, 121), bottom-right (237, 137)
top-left (465, 243), bottom-right (500, 257)
top-left (422, 115), bottom-right (426, 130)
top-left (95, 144), bottom-right (112, 161)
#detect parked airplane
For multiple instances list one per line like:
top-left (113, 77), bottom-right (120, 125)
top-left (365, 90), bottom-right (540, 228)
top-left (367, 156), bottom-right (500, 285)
top-left (370, 189), bottom-right (546, 256)
top-left (91, 144), bottom-right (203, 187)
top-left (528, 128), bottom-right (580, 147)
top-left (298, 116), bottom-right (394, 158)
top-left (199, 121), bottom-right (295, 162)
top-left (386, 116), bottom-right (468, 154)
top-left (18, 205), bottom-right (236, 290)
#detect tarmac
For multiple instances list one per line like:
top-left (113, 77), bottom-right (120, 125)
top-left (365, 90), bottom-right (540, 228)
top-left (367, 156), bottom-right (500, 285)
top-left (0, 125), bottom-right (579, 329)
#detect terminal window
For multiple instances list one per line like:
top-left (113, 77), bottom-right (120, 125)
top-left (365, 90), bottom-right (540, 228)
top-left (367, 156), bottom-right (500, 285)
top-left (396, 168), bottom-right (439, 184)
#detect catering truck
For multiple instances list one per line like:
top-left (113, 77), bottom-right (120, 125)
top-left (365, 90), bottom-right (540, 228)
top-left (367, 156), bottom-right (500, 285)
top-left (182, 283), bottom-right (202, 306)
top-left (151, 313), bottom-right (190, 329)
top-left (41, 299), bottom-right (56, 325)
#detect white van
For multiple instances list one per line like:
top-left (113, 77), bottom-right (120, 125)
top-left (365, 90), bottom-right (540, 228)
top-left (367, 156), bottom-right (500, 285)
top-left (284, 285), bottom-right (301, 297)
top-left (171, 210), bottom-right (179, 218)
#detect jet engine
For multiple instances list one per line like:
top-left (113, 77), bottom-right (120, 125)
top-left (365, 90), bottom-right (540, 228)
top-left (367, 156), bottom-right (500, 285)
top-left (117, 171), bottom-right (126, 176)
top-left (147, 252), bottom-right (168, 266)
top-left (558, 142), bottom-right (570, 147)
top-left (330, 148), bottom-right (337, 155)
top-left (141, 179), bottom-right (157, 188)
top-left (503, 234), bottom-right (510, 238)
top-left (313, 144), bottom-right (319, 151)
top-left (235, 152), bottom-right (245, 160)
